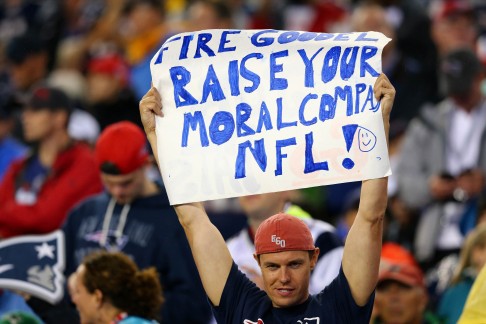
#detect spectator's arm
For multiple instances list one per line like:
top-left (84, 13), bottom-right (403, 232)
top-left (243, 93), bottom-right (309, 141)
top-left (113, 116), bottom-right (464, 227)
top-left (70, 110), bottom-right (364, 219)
top-left (342, 74), bottom-right (394, 306)
top-left (139, 87), bottom-right (233, 306)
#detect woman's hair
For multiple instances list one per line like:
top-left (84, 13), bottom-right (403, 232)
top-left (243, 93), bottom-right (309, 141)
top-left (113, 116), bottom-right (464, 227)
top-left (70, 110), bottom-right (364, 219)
top-left (450, 223), bottom-right (486, 284)
top-left (81, 251), bottom-right (163, 320)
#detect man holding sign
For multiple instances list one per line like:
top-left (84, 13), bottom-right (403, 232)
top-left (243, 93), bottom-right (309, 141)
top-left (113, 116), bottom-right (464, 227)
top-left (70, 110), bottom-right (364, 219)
top-left (139, 70), bottom-right (394, 322)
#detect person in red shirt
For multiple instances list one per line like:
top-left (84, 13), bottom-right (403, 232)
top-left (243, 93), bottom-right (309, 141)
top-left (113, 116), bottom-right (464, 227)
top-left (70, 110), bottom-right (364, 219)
top-left (0, 86), bottom-right (103, 238)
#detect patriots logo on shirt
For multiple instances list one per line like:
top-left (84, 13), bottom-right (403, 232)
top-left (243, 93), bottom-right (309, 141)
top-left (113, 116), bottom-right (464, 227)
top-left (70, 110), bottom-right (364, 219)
top-left (84, 230), bottom-right (129, 252)
top-left (244, 319), bottom-right (264, 324)
top-left (0, 230), bottom-right (65, 304)
top-left (297, 318), bottom-right (320, 323)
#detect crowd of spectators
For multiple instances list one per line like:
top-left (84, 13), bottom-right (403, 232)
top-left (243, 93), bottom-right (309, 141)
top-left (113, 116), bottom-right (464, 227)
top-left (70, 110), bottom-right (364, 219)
top-left (1, 0), bottom-right (486, 323)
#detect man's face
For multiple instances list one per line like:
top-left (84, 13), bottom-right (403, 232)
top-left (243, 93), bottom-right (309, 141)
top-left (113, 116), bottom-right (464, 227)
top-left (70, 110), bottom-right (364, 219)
top-left (126, 3), bottom-right (161, 36)
top-left (8, 54), bottom-right (47, 91)
top-left (86, 73), bottom-right (121, 104)
top-left (101, 168), bottom-right (145, 204)
top-left (375, 281), bottom-right (427, 324)
top-left (256, 249), bottom-right (318, 308)
top-left (432, 14), bottom-right (477, 55)
top-left (238, 192), bottom-right (288, 221)
top-left (187, 1), bottom-right (229, 30)
top-left (21, 108), bottom-right (58, 142)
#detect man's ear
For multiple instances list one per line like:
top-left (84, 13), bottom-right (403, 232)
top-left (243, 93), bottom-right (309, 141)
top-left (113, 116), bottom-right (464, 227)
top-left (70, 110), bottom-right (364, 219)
top-left (253, 253), bottom-right (261, 266)
top-left (310, 248), bottom-right (320, 270)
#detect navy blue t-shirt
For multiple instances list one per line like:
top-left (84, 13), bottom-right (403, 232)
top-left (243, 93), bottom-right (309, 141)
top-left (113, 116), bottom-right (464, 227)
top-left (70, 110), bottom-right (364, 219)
top-left (213, 263), bottom-right (374, 323)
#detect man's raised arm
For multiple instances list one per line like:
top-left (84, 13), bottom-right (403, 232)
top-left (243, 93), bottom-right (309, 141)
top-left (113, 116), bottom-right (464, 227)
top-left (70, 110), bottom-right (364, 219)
top-left (342, 73), bottom-right (395, 306)
top-left (139, 87), bottom-right (233, 306)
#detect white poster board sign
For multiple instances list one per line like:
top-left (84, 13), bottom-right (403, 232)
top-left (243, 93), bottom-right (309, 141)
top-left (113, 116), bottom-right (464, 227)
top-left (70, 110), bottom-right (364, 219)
top-left (150, 29), bottom-right (391, 205)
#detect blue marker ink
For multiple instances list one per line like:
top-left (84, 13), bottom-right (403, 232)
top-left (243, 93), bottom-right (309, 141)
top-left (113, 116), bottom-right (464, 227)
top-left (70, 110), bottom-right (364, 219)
top-left (275, 138), bottom-right (296, 176)
top-left (235, 139), bottom-right (267, 179)
top-left (304, 132), bottom-right (329, 173)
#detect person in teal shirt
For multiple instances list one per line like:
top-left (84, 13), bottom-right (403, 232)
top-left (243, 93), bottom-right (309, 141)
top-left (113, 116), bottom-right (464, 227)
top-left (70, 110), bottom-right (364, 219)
top-left (70, 251), bottom-right (163, 324)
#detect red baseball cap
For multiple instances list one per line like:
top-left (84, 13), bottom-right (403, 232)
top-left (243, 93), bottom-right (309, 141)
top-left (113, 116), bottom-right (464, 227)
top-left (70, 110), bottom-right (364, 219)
top-left (433, 0), bottom-right (474, 20)
top-left (87, 54), bottom-right (129, 86)
top-left (381, 242), bottom-right (419, 268)
top-left (95, 121), bottom-right (149, 175)
top-left (378, 261), bottom-right (425, 289)
top-left (254, 213), bottom-right (315, 255)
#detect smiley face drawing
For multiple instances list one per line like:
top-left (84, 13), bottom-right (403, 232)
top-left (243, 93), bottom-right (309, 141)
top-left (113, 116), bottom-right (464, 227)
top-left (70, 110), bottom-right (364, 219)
top-left (342, 124), bottom-right (377, 153)
top-left (357, 126), bottom-right (377, 152)
top-left (341, 124), bottom-right (379, 170)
